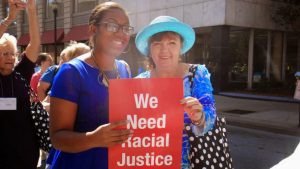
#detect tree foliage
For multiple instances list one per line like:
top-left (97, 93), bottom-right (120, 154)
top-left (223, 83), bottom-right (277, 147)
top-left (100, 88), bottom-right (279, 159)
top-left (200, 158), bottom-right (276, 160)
top-left (272, 0), bottom-right (300, 31)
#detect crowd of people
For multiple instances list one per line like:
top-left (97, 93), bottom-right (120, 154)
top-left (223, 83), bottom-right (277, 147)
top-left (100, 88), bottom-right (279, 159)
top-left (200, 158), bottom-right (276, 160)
top-left (0, 1), bottom-right (232, 169)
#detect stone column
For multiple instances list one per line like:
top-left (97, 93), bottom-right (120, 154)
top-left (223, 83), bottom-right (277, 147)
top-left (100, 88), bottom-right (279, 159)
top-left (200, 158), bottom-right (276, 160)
top-left (209, 26), bottom-right (230, 93)
top-left (266, 31), bottom-right (271, 79)
top-left (271, 31), bottom-right (283, 81)
top-left (247, 29), bottom-right (254, 90)
top-left (282, 32), bottom-right (287, 81)
top-left (37, 0), bottom-right (44, 33)
top-left (297, 34), bottom-right (300, 72)
top-left (64, 0), bottom-right (72, 37)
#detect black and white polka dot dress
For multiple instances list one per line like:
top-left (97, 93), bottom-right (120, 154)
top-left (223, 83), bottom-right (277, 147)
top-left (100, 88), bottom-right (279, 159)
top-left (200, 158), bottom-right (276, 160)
top-left (185, 117), bottom-right (234, 169)
top-left (15, 72), bottom-right (52, 152)
top-left (185, 64), bottom-right (234, 169)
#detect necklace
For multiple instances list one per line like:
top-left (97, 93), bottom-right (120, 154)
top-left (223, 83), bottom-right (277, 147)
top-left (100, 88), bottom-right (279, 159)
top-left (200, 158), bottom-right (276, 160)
top-left (91, 51), bottom-right (120, 87)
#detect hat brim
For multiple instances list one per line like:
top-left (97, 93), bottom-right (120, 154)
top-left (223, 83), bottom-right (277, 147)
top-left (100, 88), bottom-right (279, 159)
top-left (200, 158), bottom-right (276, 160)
top-left (135, 21), bottom-right (195, 56)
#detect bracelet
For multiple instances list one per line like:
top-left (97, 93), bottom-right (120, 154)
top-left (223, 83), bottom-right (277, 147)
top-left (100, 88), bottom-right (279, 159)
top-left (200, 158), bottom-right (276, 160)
top-left (0, 20), bottom-right (9, 27)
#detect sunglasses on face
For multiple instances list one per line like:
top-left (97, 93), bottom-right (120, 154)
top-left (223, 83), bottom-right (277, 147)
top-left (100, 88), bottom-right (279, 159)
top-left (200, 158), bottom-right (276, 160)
top-left (96, 22), bottom-right (134, 36)
top-left (0, 52), bottom-right (18, 58)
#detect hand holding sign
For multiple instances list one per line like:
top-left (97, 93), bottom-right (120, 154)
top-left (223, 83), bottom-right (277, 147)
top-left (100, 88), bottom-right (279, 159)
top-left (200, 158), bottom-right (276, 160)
top-left (89, 120), bottom-right (133, 147)
top-left (181, 96), bottom-right (205, 127)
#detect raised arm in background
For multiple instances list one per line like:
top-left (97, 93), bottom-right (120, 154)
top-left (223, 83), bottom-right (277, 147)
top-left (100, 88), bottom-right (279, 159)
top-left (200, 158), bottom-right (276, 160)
top-left (24, 0), bottom-right (40, 63)
top-left (0, 0), bottom-right (26, 37)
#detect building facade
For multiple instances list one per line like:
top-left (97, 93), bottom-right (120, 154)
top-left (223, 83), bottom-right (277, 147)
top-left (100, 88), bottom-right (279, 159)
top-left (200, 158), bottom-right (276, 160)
top-left (1, 0), bottom-right (299, 95)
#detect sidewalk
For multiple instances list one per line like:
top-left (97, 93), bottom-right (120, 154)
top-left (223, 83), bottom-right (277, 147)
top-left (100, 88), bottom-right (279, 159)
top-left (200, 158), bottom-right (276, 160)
top-left (214, 95), bottom-right (300, 136)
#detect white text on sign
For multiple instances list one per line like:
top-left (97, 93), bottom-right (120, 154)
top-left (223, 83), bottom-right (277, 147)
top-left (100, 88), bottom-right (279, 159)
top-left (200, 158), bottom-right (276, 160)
top-left (134, 93), bottom-right (158, 109)
top-left (117, 93), bottom-right (173, 167)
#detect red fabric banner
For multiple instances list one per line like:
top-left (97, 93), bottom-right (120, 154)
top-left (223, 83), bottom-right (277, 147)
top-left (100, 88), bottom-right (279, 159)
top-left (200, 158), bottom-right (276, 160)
top-left (109, 78), bottom-right (183, 169)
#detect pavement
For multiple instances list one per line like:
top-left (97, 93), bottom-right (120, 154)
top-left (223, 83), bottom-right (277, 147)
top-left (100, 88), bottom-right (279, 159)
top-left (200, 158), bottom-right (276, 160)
top-left (214, 94), bottom-right (300, 137)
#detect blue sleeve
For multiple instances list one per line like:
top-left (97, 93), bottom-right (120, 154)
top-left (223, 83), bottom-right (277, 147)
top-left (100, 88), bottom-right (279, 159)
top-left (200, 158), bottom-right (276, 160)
top-left (191, 65), bottom-right (216, 136)
top-left (40, 66), bottom-right (56, 83)
top-left (135, 71), bottom-right (150, 78)
top-left (116, 60), bottom-right (131, 78)
top-left (50, 63), bottom-right (80, 104)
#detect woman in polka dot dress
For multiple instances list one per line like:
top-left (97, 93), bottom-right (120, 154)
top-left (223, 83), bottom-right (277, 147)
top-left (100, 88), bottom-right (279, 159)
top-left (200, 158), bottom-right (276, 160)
top-left (136, 16), bottom-right (233, 169)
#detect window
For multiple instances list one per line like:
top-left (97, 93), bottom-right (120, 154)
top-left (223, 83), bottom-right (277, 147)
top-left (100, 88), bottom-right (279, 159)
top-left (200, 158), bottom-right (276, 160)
top-left (184, 33), bottom-right (211, 66)
top-left (270, 31), bottom-right (283, 82)
top-left (285, 32), bottom-right (298, 94)
top-left (74, 0), bottom-right (97, 13)
top-left (253, 30), bottom-right (268, 83)
top-left (46, 0), bottom-right (64, 19)
top-left (229, 28), bottom-right (250, 83)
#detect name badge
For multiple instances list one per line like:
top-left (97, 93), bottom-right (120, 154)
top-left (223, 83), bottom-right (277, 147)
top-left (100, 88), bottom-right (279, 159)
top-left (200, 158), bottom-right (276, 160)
top-left (0, 98), bottom-right (17, 110)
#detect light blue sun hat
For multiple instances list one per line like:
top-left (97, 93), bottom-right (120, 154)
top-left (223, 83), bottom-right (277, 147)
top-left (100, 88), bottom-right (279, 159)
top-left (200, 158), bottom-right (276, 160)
top-left (135, 16), bottom-right (196, 56)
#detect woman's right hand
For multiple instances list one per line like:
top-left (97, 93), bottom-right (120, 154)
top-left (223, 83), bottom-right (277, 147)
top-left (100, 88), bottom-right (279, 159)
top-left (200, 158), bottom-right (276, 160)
top-left (89, 120), bottom-right (133, 148)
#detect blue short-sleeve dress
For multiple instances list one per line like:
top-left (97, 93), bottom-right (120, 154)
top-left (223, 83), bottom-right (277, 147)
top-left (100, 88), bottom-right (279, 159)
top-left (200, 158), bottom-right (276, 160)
top-left (49, 58), bottom-right (131, 169)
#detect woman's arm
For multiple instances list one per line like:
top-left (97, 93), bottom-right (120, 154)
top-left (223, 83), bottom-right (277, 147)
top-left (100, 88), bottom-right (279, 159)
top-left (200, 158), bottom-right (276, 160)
top-left (0, 0), bottom-right (26, 37)
top-left (37, 81), bottom-right (50, 101)
top-left (183, 64), bottom-right (216, 136)
top-left (50, 97), bottom-right (133, 153)
top-left (37, 66), bottom-right (56, 101)
top-left (24, 0), bottom-right (40, 63)
top-left (192, 65), bottom-right (217, 134)
top-left (41, 95), bottom-right (50, 112)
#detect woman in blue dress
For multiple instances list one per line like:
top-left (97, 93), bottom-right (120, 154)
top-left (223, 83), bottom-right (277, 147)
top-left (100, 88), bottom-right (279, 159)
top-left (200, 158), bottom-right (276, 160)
top-left (135, 16), bottom-right (217, 169)
top-left (49, 2), bottom-right (133, 169)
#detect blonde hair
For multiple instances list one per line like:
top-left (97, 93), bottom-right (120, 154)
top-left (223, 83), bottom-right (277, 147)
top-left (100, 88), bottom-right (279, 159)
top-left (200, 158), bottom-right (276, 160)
top-left (0, 33), bottom-right (17, 52)
top-left (62, 41), bottom-right (90, 61)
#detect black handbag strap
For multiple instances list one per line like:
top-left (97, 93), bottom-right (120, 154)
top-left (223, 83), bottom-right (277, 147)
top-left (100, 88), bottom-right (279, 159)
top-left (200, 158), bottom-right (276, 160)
top-left (16, 72), bottom-right (52, 152)
top-left (188, 64), bottom-right (198, 96)
top-left (14, 71), bottom-right (31, 92)
top-left (15, 71), bottom-right (39, 102)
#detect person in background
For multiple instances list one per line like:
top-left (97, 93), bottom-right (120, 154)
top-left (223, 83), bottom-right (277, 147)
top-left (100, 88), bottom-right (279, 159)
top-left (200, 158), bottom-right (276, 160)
top-left (37, 42), bottom-right (90, 102)
top-left (30, 53), bottom-right (53, 168)
top-left (135, 16), bottom-right (216, 169)
top-left (30, 53), bottom-right (53, 94)
top-left (0, 0), bottom-right (40, 168)
top-left (40, 42), bottom-right (90, 112)
top-left (48, 2), bottom-right (132, 169)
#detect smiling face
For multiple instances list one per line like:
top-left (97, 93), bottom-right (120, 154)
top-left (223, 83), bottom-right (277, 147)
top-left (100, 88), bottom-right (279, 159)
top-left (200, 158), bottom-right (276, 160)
top-left (92, 8), bottom-right (131, 58)
top-left (149, 32), bottom-right (182, 72)
top-left (0, 41), bottom-right (17, 75)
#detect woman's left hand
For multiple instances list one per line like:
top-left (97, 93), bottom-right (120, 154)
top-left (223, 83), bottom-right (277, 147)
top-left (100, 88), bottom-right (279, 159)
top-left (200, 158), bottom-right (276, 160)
top-left (181, 96), bottom-right (205, 127)
top-left (7, 0), bottom-right (26, 21)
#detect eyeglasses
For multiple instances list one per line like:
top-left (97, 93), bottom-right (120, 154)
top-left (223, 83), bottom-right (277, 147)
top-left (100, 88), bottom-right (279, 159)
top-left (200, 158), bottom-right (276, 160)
top-left (96, 22), bottom-right (134, 36)
top-left (0, 52), bottom-right (18, 58)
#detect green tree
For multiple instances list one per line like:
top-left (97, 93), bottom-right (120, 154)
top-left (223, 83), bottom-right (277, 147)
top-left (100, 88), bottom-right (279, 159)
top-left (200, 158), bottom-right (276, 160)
top-left (272, 0), bottom-right (300, 31)
top-left (272, 0), bottom-right (300, 72)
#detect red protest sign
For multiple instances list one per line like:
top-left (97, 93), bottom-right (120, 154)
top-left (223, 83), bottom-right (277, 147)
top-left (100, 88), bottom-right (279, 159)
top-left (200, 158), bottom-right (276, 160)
top-left (109, 78), bottom-right (183, 169)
